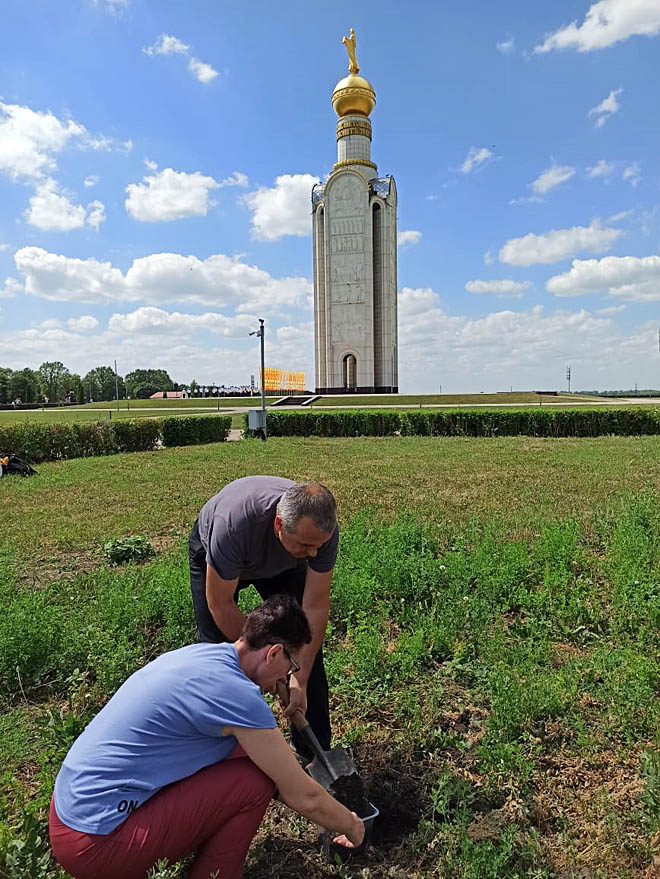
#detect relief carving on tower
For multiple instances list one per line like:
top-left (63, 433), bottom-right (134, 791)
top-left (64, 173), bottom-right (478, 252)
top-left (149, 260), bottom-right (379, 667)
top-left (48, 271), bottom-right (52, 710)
top-left (325, 173), bottom-right (371, 379)
top-left (330, 261), bottom-right (365, 303)
top-left (330, 218), bottom-right (364, 235)
top-left (331, 303), bottom-right (365, 343)
top-left (330, 235), bottom-right (363, 254)
top-left (330, 177), bottom-right (363, 217)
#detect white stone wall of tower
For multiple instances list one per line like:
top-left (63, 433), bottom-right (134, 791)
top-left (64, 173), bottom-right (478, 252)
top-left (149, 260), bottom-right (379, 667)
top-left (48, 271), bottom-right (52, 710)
top-left (322, 169), bottom-right (375, 390)
top-left (312, 206), bottom-right (328, 389)
top-left (337, 134), bottom-right (372, 164)
top-left (372, 183), bottom-right (398, 390)
top-left (336, 114), bottom-right (374, 169)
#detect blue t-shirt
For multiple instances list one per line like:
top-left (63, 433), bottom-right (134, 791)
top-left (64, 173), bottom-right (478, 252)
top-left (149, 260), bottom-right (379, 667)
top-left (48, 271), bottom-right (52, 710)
top-left (53, 643), bottom-right (275, 834)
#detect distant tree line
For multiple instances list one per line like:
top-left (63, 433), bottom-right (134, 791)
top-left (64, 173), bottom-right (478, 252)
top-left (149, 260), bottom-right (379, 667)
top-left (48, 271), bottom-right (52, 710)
top-left (0, 363), bottom-right (176, 404)
top-left (0, 363), bottom-right (257, 405)
top-left (576, 389), bottom-right (660, 398)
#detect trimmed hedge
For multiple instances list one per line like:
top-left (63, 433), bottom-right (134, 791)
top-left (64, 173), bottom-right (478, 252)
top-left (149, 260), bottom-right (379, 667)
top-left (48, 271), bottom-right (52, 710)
top-left (244, 407), bottom-right (660, 439)
top-left (161, 415), bottom-right (230, 447)
top-left (0, 415), bottom-right (230, 464)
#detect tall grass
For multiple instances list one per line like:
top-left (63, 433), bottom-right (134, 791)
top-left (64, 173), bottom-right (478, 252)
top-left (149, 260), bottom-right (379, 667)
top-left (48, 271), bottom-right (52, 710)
top-left (1, 494), bottom-right (658, 876)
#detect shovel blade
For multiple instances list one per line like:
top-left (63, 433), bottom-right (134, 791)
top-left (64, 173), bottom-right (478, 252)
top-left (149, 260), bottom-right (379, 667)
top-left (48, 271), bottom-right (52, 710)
top-left (306, 745), bottom-right (357, 789)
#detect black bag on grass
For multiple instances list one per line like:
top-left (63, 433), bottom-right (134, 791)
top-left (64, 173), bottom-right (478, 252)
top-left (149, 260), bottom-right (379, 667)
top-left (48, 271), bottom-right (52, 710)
top-left (0, 454), bottom-right (38, 477)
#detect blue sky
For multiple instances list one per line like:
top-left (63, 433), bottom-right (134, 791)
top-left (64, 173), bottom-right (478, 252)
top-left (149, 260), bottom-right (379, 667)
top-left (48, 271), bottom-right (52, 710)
top-left (1, 0), bottom-right (659, 393)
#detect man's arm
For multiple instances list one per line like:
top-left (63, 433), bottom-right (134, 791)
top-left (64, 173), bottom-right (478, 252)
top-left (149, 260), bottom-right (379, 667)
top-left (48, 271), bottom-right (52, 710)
top-left (283, 567), bottom-right (333, 719)
top-left (206, 564), bottom-right (243, 640)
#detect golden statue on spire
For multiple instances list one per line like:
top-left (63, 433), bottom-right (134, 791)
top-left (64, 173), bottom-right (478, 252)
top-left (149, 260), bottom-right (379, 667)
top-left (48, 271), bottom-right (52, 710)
top-left (342, 27), bottom-right (359, 75)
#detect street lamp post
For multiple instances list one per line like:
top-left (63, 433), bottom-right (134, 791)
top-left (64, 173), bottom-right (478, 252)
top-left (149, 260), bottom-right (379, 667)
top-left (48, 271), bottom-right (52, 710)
top-left (248, 318), bottom-right (267, 441)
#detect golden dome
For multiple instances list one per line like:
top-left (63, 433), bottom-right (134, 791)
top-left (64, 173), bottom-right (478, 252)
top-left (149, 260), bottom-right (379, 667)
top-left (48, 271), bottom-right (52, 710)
top-left (332, 74), bottom-right (376, 118)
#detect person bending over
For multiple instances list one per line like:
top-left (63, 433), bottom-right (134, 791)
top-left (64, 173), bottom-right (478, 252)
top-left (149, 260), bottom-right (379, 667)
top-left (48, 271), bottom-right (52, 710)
top-left (189, 476), bottom-right (339, 760)
top-left (50, 595), bottom-right (363, 879)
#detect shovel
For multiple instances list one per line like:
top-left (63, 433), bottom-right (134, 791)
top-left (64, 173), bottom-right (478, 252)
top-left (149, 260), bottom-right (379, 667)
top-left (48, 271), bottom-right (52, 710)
top-left (276, 680), bottom-right (357, 789)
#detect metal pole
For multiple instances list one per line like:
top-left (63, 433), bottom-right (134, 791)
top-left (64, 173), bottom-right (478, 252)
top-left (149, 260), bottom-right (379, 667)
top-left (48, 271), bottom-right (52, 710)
top-left (259, 318), bottom-right (266, 414)
top-left (114, 360), bottom-right (120, 411)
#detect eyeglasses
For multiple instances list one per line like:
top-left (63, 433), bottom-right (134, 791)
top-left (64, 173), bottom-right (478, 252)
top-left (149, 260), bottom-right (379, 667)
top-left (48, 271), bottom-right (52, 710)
top-left (281, 645), bottom-right (300, 675)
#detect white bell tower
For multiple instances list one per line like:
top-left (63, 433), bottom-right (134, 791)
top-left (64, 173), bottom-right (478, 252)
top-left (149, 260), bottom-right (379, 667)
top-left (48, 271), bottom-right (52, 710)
top-left (312, 29), bottom-right (398, 394)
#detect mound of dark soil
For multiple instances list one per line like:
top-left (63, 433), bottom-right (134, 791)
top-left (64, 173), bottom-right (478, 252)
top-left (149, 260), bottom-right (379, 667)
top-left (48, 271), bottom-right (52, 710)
top-left (366, 764), bottom-right (425, 847)
top-left (329, 771), bottom-right (370, 817)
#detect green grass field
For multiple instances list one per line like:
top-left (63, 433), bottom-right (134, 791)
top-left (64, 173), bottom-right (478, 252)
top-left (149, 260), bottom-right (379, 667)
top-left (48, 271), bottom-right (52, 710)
top-left (78, 396), bottom-right (277, 409)
top-left (0, 405), bottom-right (235, 423)
top-left (1, 391), bottom-right (621, 427)
top-left (2, 436), bottom-right (659, 877)
top-left (311, 392), bottom-right (604, 407)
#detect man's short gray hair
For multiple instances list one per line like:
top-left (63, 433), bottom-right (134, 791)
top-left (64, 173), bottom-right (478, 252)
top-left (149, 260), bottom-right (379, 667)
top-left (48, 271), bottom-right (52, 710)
top-left (276, 483), bottom-right (337, 535)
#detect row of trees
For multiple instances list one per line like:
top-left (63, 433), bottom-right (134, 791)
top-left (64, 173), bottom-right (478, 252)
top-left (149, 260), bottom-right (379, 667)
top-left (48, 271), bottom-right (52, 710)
top-left (0, 363), bottom-right (174, 404)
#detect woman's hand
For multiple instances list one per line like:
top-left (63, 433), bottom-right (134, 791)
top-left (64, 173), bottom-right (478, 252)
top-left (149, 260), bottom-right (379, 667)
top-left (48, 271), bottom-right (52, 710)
top-left (332, 812), bottom-right (365, 848)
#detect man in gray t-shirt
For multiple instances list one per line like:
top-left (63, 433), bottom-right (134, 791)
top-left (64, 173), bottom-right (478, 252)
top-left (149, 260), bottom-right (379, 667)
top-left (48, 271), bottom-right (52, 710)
top-left (189, 476), bottom-right (339, 757)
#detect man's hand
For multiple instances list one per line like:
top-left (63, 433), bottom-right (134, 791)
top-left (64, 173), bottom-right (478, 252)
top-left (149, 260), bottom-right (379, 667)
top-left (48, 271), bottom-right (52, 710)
top-left (281, 673), bottom-right (307, 719)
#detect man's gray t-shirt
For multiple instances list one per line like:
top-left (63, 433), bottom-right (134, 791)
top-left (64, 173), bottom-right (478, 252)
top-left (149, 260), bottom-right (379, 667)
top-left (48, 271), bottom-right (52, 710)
top-left (197, 476), bottom-right (339, 581)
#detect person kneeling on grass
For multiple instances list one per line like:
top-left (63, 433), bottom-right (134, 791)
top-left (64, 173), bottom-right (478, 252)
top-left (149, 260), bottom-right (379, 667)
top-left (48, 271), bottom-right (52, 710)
top-left (49, 595), bottom-right (364, 879)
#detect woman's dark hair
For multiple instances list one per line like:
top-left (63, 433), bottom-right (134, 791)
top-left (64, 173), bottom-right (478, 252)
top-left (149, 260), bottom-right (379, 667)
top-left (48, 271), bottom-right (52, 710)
top-left (242, 594), bottom-right (312, 652)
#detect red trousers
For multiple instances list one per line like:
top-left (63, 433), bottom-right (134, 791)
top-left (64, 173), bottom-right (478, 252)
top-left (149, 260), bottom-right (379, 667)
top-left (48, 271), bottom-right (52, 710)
top-left (49, 753), bottom-right (275, 879)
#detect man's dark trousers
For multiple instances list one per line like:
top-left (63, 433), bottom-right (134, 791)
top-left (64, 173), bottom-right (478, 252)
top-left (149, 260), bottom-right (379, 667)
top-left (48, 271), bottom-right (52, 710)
top-left (188, 520), bottom-right (331, 759)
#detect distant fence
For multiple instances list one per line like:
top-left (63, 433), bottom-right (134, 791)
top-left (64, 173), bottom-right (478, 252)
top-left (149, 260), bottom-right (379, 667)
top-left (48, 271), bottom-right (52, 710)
top-left (244, 408), bottom-right (660, 438)
top-left (0, 415), bottom-right (231, 464)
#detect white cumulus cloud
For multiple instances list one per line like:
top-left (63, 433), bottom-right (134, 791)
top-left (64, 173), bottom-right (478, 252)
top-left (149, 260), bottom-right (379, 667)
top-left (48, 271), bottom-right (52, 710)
top-left (219, 171), bottom-right (248, 188)
top-left (460, 146), bottom-right (493, 174)
top-left (108, 306), bottom-right (256, 337)
top-left (0, 102), bottom-right (85, 181)
top-left (547, 255), bottom-right (660, 301)
top-left (588, 88), bottom-right (623, 127)
top-left (144, 34), bottom-right (218, 84)
top-left (86, 200), bottom-right (106, 230)
top-left (397, 230), bottom-right (422, 247)
top-left (125, 168), bottom-right (220, 222)
top-left (465, 280), bottom-right (532, 298)
top-left (0, 102), bottom-right (127, 183)
top-left (84, 175), bottom-right (100, 188)
top-left (143, 34), bottom-right (190, 56)
top-left (67, 315), bottom-right (99, 331)
top-left (398, 286), bottom-right (657, 390)
top-left (244, 173), bottom-right (320, 240)
top-left (13, 246), bottom-right (311, 311)
top-left (0, 277), bottom-right (23, 299)
top-left (188, 58), bottom-right (219, 83)
top-left (534, 0), bottom-right (660, 52)
top-left (500, 220), bottom-right (622, 267)
top-left (26, 180), bottom-right (106, 231)
top-left (531, 163), bottom-right (576, 196)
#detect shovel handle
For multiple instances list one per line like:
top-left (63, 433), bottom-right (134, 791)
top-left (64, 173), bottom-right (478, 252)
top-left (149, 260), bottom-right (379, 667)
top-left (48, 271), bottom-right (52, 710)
top-left (276, 680), bottom-right (340, 783)
top-left (276, 680), bottom-right (309, 733)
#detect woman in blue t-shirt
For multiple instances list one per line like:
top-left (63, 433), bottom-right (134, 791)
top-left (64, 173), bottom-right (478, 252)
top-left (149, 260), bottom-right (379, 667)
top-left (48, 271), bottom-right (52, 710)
top-left (50, 595), bottom-right (364, 879)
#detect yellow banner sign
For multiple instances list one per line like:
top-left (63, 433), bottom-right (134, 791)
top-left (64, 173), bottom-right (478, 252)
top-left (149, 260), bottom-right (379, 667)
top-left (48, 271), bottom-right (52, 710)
top-left (260, 368), bottom-right (306, 392)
